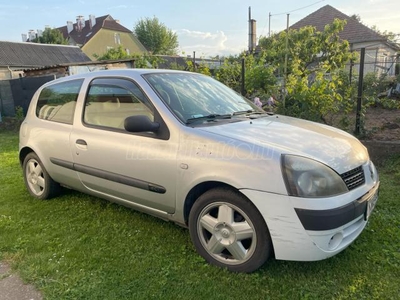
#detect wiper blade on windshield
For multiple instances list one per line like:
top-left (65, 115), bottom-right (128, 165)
top-left (232, 110), bottom-right (273, 119)
top-left (186, 114), bottom-right (232, 124)
top-left (233, 110), bottom-right (265, 116)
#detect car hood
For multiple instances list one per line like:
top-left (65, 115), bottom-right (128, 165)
top-left (198, 115), bottom-right (369, 174)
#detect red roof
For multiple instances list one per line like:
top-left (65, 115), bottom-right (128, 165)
top-left (290, 5), bottom-right (387, 44)
top-left (57, 15), bottom-right (132, 46)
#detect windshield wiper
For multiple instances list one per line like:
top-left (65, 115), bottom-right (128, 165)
top-left (233, 110), bottom-right (266, 116)
top-left (186, 114), bottom-right (232, 124)
top-left (232, 110), bottom-right (273, 119)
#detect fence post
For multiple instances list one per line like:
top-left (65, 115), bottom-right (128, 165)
top-left (241, 58), bottom-right (245, 96)
top-left (355, 48), bottom-right (366, 136)
top-left (0, 87), bottom-right (3, 122)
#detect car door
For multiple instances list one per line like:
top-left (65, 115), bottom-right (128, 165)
top-left (32, 78), bottom-right (84, 188)
top-left (70, 77), bottom-right (178, 213)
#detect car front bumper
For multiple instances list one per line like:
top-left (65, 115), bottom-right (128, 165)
top-left (241, 182), bottom-right (379, 261)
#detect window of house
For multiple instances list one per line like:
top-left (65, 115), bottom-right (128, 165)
top-left (83, 78), bottom-right (154, 130)
top-left (36, 79), bottom-right (83, 124)
top-left (114, 33), bottom-right (121, 45)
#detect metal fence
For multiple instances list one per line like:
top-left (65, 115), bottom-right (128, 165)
top-left (0, 75), bottom-right (54, 117)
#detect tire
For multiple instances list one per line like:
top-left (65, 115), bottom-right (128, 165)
top-left (23, 152), bottom-right (60, 200)
top-left (189, 187), bottom-right (272, 273)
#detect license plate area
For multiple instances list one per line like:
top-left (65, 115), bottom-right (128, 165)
top-left (365, 190), bottom-right (379, 220)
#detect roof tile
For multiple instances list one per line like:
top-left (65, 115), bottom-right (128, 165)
top-left (57, 15), bottom-right (133, 46)
top-left (290, 5), bottom-right (387, 44)
top-left (0, 41), bottom-right (91, 67)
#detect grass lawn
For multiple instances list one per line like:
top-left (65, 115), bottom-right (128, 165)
top-left (0, 131), bottom-right (399, 299)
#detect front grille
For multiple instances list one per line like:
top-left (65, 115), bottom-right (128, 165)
top-left (341, 166), bottom-right (365, 190)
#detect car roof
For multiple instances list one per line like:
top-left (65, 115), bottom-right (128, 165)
top-left (42, 69), bottom-right (200, 87)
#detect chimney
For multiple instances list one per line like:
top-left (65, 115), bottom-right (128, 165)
top-left (76, 15), bottom-right (85, 32)
top-left (21, 34), bottom-right (27, 42)
top-left (89, 14), bottom-right (96, 29)
top-left (67, 21), bottom-right (73, 34)
top-left (28, 30), bottom-right (36, 41)
top-left (115, 19), bottom-right (120, 24)
top-left (249, 19), bottom-right (257, 52)
top-left (248, 7), bottom-right (257, 52)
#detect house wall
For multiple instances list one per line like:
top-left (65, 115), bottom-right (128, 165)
top-left (351, 41), bottom-right (398, 77)
top-left (82, 29), bottom-right (147, 60)
top-left (0, 68), bottom-right (24, 80)
top-left (24, 67), bottom-right (67, 78)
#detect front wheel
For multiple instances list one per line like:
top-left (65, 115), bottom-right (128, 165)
top-left (189, 187), bottom-right (272, 273)
top-left (23, 152), bottom-right (60, 200)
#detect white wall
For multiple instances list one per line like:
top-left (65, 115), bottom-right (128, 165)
top-left (351, 41), bottom-right (398, 76)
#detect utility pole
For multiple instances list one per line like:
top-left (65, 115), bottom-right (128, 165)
top-left (268, 12), bottom-right (271, 37)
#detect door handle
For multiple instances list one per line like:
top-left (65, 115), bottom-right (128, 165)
top-left (76, 139), bottom-right (87, 146)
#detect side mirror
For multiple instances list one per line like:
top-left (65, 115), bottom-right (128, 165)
top-left (124, 115), bottom-right (160, 133)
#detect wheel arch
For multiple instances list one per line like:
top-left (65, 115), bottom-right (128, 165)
top-left (183, 181), bottom-right (243, 226)
top-left (19, 146), bottom-right (35, 166)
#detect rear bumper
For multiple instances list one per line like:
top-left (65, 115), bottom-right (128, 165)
top-left (241, 183), bottom-right (379, 261)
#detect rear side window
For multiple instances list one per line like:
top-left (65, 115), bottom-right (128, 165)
top-left (36, 79), bottom-right (83, 124)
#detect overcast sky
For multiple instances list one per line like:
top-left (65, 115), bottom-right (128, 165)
top-left (0, 0), bottom-right (398, 57)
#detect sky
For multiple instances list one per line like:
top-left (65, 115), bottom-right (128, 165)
top-left (0, 0), bottom-right (399, 57)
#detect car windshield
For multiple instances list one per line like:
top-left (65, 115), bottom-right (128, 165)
top-left (144, 72), bottom-right (263, 124)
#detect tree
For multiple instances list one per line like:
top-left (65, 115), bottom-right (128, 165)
top-left (134, 17), bottom-right (179, 55)
top-left (214, 56), bottom-right (243, 93)
top-left (231, 19), bottom-right (356, 123)
top-left (31, 28), bottom-right (68, 45)
top-left (93, 46), bottom-right (130, 61)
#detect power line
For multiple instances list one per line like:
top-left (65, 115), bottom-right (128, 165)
top-left (271, 0), bottom-right (326, 16)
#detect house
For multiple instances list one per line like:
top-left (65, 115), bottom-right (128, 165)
top-left (56, 14), bottom-right (147, 60)
top-left (23, 58), bottom-right (137, 78)
top-left (0, 41), bottom-right (91, 80)
top-left (290, 5), bottom-right (399, 76)
top-left (0, 41), bottom-right (91, 117)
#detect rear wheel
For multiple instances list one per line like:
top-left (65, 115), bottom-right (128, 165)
top-left (23, 153), bottom-right (60, 199)
top-left (189, 187), bottom-right (272, 273)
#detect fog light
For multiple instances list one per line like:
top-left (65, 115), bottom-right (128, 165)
top-left (328, 232), bottom-right (343, 250)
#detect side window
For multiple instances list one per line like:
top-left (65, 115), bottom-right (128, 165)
top-left (83, 78), bottom-right (154, 130)
top-left (36, 79), bottom-right (83, 124)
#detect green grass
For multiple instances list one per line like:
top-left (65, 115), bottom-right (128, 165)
top-left (1, 131), bottom-right (399, 299)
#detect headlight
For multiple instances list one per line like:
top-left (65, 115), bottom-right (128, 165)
top-left (282, 155), bottom-right (348, 198)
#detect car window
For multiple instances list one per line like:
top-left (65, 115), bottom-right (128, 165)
top-left (144, 73), bottom-right (260, 123)
top-left (83, 78), bottom-right (154, 130)
top-left (36, 79), bottom-right (83, 124)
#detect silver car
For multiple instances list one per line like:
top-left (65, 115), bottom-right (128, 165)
top-left (19, 69), bottom-right (379, 273)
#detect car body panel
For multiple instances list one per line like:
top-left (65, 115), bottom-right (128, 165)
top-left (69, 125), bottom-right (179, 213)
top-left (199, 115), bottom-right (369, 175)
